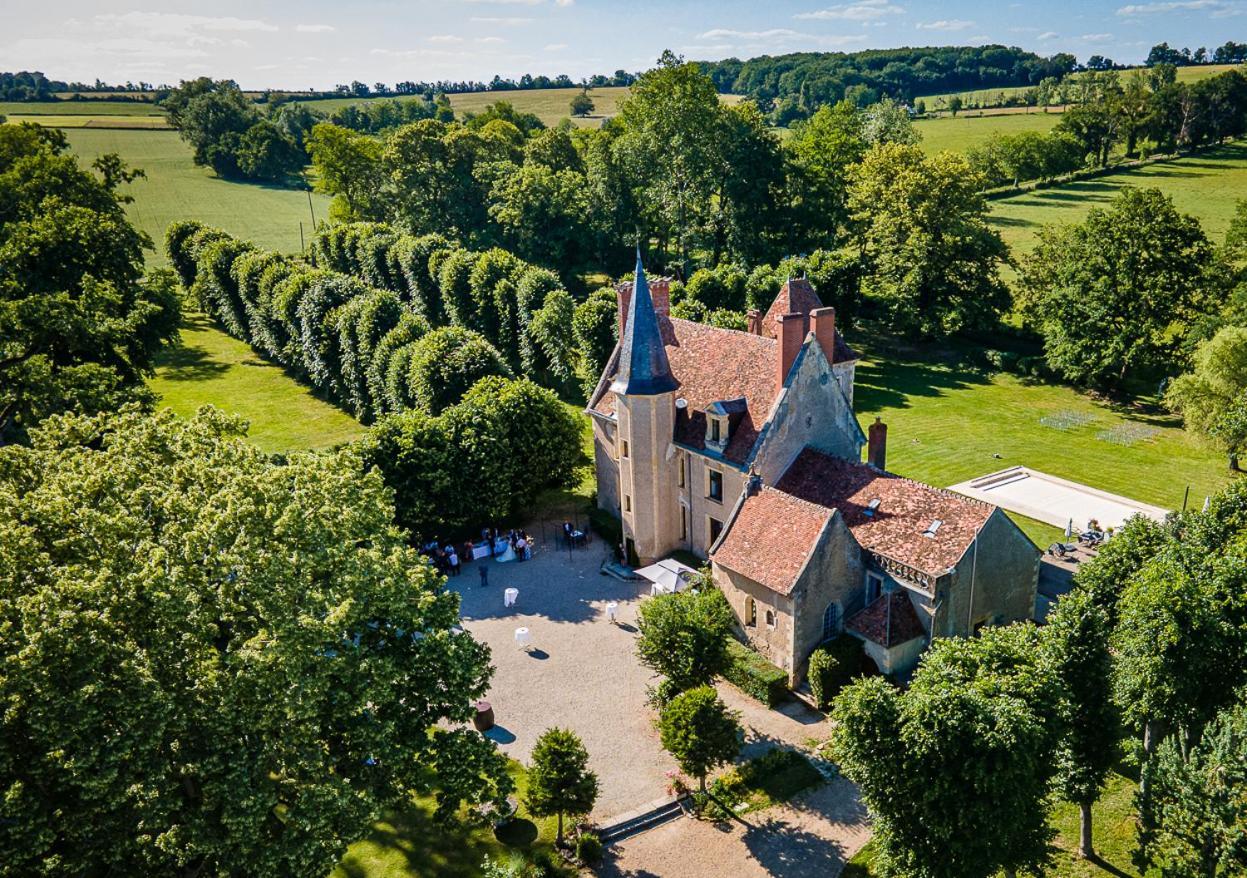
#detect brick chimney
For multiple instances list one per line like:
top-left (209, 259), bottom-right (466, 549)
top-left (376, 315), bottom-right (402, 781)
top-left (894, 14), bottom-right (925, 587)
top-left (617, 278), bottom-right (671, 335)
top-left (746, 308), bottom-right (762, 336)
top-left (811, 306), bottom-right (836, 365)
top-left (776, 312), bottom-right (805, 394)
top-left (867, 417), bottom-right (888, 470)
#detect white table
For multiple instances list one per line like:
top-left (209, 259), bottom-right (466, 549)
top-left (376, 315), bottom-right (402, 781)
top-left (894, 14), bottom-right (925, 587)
top-left (605, 601), bottom-right (618, 623)
top-left (514, 627), bottom-right (531, 650)
top-left (504, 587), bottom-right (519, 608)
top-left (471, 544), bottom-right (492, 561)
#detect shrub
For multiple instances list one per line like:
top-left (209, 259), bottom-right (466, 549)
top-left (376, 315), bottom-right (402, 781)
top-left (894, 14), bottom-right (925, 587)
top-left (368, 314), bottom-right (431, 417)
top-left (406, 326), bottom-right (513, 414)
top-left (384, 341), bottom-right (422, 413)
top-left (269, 267), bottom-right (326, 369)
top-left (193, 236), bottom-right (254, 338)
top-left (516, 267), bottom-right (565, 373)
top-left (659, 686), bottom-right (741, 792)
top-left (575, 832), bottom-right (602, 866)
top-left (357, 228), bottom-right (398, 290)
top-left (528, 289), bottom-right (577, 386)
top-left (572, 290), bottom-right (617, 396)
top-left (808, 635), bottom-right (870, 710)
top-left (636, 589), bottom-right (735, 693)
top-left (438, 248), bottom-right (479, 329)
top-left (164, 219), bottom-right (208, 289)
top-left (723, 638), bottom-right (789, 708)
top-left (684, 264), bottom-right (747, 312)
top-left (470, 247), bottom-right (527, 354)
top-left (232, 250), bottom-right (290, 359)
top-left (297, 273), bottom-right (368, 397)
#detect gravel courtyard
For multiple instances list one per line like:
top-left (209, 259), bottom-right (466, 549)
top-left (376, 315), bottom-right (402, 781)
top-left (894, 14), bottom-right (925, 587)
top-left (449, 536), bottom-right (676, 820)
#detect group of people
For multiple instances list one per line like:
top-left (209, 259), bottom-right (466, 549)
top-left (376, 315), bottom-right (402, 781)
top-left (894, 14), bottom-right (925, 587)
top-left (424, 539), bottom-right (464, 577)
top-left (480, 527), bottom-right (532, 564)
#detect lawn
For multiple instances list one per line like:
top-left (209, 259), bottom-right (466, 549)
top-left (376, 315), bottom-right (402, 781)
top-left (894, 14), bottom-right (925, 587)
top-left (916, 111), bottom-right (1062, 155)
top-left (844, 771), bottom-right (1145, 878)
top-left (850, 332), bottom-right (1230, 546)
top-left (60, 128), bottom-right (330, 265)
top-left (989, 140), bottom-right (1247, 254)
top-left (332, 763), bottom-right (569, 878)
top-left (150, 312), bottom-right (364, 454)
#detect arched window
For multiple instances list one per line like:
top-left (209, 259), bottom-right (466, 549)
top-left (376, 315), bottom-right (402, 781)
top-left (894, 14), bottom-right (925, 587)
top-left (765, 609), bottom-right (776, 628)
top-left (745, 597), bottom-right (757, 627)
top-left (822, 602), bottom-right (841, 641)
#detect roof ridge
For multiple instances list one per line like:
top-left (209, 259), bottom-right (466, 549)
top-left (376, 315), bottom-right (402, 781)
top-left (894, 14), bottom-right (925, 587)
top-left (757, 483), bottom-right (834, 519)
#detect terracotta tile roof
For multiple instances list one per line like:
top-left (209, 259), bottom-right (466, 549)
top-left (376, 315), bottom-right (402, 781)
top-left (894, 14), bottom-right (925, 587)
top-left (776, 448), bottom-right (993, 580)
top-left (760, 278), bottom-right (860, 363)
top-left (591, 317), bottom-right (779, 464)
top-left (711, 486), bottom-right (831, 595)
top-left (847, 592), bottom-right (927, 647)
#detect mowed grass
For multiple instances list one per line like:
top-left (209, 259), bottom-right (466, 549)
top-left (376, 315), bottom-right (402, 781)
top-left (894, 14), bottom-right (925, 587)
top-left (916, 111), bottom-right (1062, 154)
top-left (989, 140), bottom-right (1247, 254)
top-left (60, 128), bottom-right (330, 264)
top-left (845, 771), bottom-right (1144, 878)
top-left (850, 332), bottom-right (1230, 545)
top-left (151, 312), bottom-right (363, 454)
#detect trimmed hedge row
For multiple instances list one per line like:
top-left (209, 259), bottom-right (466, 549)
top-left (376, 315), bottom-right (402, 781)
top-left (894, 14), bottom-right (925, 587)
top-left (164, 220), bottom-right (508, 423)
top-left (308, 221), bottom-right (615, 396)
top-left (808, 635), bottom-right (876, 711)
top-left (724, 638), bottom-right (789, 708)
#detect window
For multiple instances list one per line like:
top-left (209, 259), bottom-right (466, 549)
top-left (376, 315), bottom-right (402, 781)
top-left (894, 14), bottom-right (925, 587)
top-left (745, 596), bottom-right (757, 627)
top-left (708, 470), bottom-right (723, 502)
top-left (708, 516), bottom-right (724, 543)
top-left (865, 572), bottom-right (884, 604)
top-left (681, 506), bottom-right (688, 540)
top-left (765, 609), bottom-right (776, 628)
top-left (622, 439), bottom-right (629, 459)
top-left (624, 495), bottom-right (631, 513)
top-left (711, 418), bottom-right (721, 442)
top-left (678, 455), bottom-right (686, 488)
top-left (822, 602), bottom-right (841, 641)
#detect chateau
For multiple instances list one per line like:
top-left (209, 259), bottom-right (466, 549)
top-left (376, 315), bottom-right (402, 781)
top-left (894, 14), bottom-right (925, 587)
top-left (587, 256), bottom-right (1039, 683)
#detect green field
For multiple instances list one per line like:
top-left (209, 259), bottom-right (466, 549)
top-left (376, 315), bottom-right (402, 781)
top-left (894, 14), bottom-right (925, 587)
top-left (989, 140), bottom-right (1247, 254)
top-left (4, 114), bottom-right (171, 129)
top-left (851, 332), bottom-right (1229, 546)
top-left (918, 63), bottom-right (1242, 109)
top-left (916, 111), bottom-right (1063, 154)
top-left (0, 100), bottom-right (165, 116)
top-left (60, 128), bottom-right (330, 264)
top-left (150, 313), bottom-right (364, 454)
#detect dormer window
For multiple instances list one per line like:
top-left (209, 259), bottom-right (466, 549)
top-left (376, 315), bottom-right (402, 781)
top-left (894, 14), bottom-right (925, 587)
top-left (704, 398), bottom-right (745, 452)
top-left (865, 498), bottom-right (881, 517)
top-left (711, 419), bottom-right (721, 443)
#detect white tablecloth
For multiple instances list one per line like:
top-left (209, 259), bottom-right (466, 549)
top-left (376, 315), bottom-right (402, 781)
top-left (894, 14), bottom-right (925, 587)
top-left (514, 627), bottom-right (531, 649)
top-left (471, 545), bottom-right (492, 561)
top-left (504, 588), bottom-right (519, 607)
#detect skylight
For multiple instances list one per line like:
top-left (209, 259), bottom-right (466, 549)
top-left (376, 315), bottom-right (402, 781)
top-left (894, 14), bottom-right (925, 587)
top-left (864, 498), bottom-right (881, 517)
top-left (923, 519), bottom-right (943, 538)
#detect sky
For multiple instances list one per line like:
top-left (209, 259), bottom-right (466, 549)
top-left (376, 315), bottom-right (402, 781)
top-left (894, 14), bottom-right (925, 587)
top-left (1, 0), bottom-right (1244, 90)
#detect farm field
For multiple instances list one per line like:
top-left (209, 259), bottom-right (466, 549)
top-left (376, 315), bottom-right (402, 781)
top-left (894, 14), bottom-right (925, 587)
top-left (851, 332), bottom-right (1229, 547)
top-left (0, 99), bottom-right (164, 116)
top-left (61, 128), bottom-right (330, 264)
top-left (988, 140), bottom-right (1247, 253)
top-left (917, 62), bottom-right (1241, 109)
top-left (294, 85), bottom-right (742, 128)
top-left (4, 113), bottom-right (171, 128)
top-left (916, 111), bottom-right (1063, 154)
top-left (150, 313), bottom-right (364, 454)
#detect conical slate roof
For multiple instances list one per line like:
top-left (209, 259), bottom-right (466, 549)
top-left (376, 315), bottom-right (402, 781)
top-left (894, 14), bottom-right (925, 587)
top-left (611, 251), bottom-right (678, 396)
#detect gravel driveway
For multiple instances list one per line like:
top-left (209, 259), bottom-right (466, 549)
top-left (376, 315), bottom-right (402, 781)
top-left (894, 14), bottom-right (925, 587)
top-left (450, 536), bottom-right (677, 820)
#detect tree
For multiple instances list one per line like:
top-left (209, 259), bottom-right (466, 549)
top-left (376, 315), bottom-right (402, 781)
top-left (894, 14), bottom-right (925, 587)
top-left (635, 588), bottom-right (735, 693)
top-left (0, 126), bottom-right (179, 444)
top-left (488, 162), bottom-right (591, 268)
top-left (235, 121), bottom-right (305, 181)
top-left (832, 625), bottom-right (1062, 878)
top-left (1043, 586), bottom-right (1120, 859)
top-left (659, 686), bottom-right (741, 792)
top-left (1071, 513), bottom-right (1169, 626)
top-left (406, 326), bottom-right (513, 413)
top-left (524, 729), bottom-right (600, 846)
top-left (0, 407), bottom-right (512, 877)
top-left (782, 100), bottom-right (866, 252)
top-left (1018, 188), bottom-right (1215, 391)
top-left (947, 95), bottom-right (964, 116)
top-left (849, 143), bottom-right (1010, 338)
top-left (1142, 700), bottom-right (1247, 877)
top-left (863, 97), bottom-right (920, 145)
top-left (570, 91), bottom-right (595, 117)
top-left (1167, 326), bottom-right (1247, 468)
top-left (1057, 102), bottom-right (1119, 167)
top-left (306, 122), bottom-right (387, 221)
top-left (572, 288), bottom-right (617, 396)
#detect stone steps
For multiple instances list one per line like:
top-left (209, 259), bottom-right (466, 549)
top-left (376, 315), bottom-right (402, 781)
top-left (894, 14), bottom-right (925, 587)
top-left (597, 795), bottom-right (687, 845)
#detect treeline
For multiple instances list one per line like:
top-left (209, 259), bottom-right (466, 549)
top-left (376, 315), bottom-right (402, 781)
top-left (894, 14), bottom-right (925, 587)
top-left (697, 45), bottom-right (1076, 124)
top-left (0, 71), bottom-right (68, 101)
top-left (1146, 40), bottom-right (1247, 67)
top-left (309, 70), bottom-right (636, 102)
top-left (967, 66), bottom-right (1247, 190)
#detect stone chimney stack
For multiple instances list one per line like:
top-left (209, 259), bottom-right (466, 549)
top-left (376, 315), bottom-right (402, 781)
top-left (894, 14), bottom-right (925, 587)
top-left (776, 313), bottom-right (805, 394)
top-left (811, 306), bottom-right (836, 365)
top-left (746, 308), bottom-right (763, 336)
top-left (867, 417), bottom-right (888, 470)
top-left (617, 278), bottom-right (671, 335)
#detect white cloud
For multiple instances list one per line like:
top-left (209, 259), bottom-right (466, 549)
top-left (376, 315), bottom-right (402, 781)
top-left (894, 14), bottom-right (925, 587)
top-left (1080, 32), bottom-right (1114, 41)
top-left (1038, 30), bottom-right (1059, 39)
top-left (428, 34), bottom-right (465, 43)
top-left (794, 0), bottom-right (903, 22)
top-left (295, 24), bottom-right (335, 33)
top-left (470, 16), bottom-right (534, 23)
top-left (1117, 0), bottom-right (1240, 15)
top-left (544, 42), bottom-right (569, 50)
top-left (477, 35), bottom-right (506, 43)
top-left (90, 12), bottom-right (278, 35)
top-left (915, 18), bottom-right (975, 30)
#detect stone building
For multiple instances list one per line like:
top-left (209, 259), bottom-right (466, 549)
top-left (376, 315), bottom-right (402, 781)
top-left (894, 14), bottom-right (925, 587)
top-left (587, 255), bottom-right (1039, 683)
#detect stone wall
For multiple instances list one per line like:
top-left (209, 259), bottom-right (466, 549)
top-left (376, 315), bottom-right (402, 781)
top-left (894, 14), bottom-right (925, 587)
top-left (684, 452), bottom-right (745, 558)
top-left (789, 513), bottom-right (867, 682)
top-left (935, 508), bottom-right (1040, 638)
top-left (714, 563), bottom-right (797, 676)
top-left (752, 338), bottom-right (865, 487)
top-left (592, 416), bottom-right (621, 514)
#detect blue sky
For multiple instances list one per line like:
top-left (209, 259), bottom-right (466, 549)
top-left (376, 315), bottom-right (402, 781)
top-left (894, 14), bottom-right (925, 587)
top-left (1, 0), bottom-right (1243, 89)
